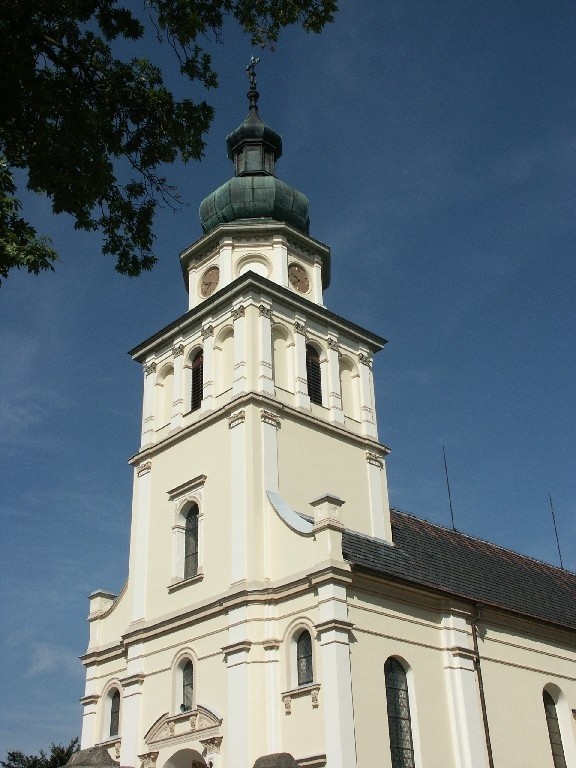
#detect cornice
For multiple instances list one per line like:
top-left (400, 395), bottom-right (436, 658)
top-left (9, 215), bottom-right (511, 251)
top-left (178, 220), bottom-right (331, 288)
top-left (128, 272), bottom-right (386, 361)
top-left (129, 391), bottom-right (390, 466)
top-left (84, 563), bottom-right (354, 660)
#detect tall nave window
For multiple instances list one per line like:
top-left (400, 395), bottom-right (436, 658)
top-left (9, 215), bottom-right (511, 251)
top-left (543, 690), bottom-right (568, 768)
top-left (384, 658), bottom-right (415, 768)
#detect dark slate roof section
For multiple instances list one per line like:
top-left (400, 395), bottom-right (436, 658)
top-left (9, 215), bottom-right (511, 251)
top-left (342, 508), bottom-right (576, 632)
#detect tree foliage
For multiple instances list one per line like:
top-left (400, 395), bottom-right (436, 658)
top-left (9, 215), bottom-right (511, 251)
top-left (0, 0), bottom-right (337, 281)
top-left (1, 737), bottom-right (79, 768)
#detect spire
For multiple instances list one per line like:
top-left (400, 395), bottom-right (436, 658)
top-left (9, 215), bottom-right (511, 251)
top-left (225, 57), bottom-right (282, 176)
top-left (198, 61), bottom-right (309, 234)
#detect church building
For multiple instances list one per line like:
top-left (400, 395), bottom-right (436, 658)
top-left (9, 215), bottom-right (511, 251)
top-left (73, 67), bottom-right (576, 768)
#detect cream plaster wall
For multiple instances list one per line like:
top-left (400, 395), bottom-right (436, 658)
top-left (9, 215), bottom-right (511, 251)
top-left (277, 417), bottom-right (386, 539)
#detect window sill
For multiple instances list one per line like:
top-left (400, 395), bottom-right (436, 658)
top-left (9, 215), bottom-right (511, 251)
top-left (168, 570), bottom-right (204, 593)
top-left (281, 683), bottom-right (320, 714)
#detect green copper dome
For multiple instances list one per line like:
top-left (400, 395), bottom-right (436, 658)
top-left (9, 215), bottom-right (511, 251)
top-left (199, 68), bottom-right (310, 234)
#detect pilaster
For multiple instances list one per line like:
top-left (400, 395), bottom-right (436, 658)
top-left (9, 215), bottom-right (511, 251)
top-left (232, 304), bottom-right (248, 395)
top-left (293, 317), bottom-right (310, 409)
top-left (79, 692), bottom-right (99, 748)
top-left (326, 335), bottom-right (345, 425)
top-left (358, 349), bottom-right (377, 438)
top-left (229, 408), bottom-right (248, 583)
top-left (141, 362), bottom-right (156, 447)
top-left (171, 342), bottom-right (185, 428)
top-left (201, 322), bottom-right (215, 411)
top-left (119, 658), bottom-right (145, 768)
top-left (442, 612), bottom-right (488, 768)
top-left (272, 234), bottom-right (288, 287)
top-left (258, 303), bottom-right (275, 395)
top-left (365, 451), bottom-right (392, 541)
top-left (130, 461), bottom-right (152, 623)
top-left (316, 584), bottom-right (357, 768)
top-left (223, 606), bottom-right (251, 768)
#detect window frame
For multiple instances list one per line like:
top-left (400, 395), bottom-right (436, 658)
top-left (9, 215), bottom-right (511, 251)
top-left (169, 476), bottom-right (206, 588)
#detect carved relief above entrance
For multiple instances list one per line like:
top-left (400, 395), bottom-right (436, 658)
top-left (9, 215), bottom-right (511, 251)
top-left (144, 705), bottom-right (222, 747)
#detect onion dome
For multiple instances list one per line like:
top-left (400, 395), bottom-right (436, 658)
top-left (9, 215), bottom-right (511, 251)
top-left (199, 60), bottom-right (310, 234)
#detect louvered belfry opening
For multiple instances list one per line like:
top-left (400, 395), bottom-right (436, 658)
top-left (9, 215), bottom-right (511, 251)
top-left (191, 350), bottom-right (204, 411)
top-left (306, 344), bottom-right (322, 405)
top-left (543, 690), bottom-right (568, 768)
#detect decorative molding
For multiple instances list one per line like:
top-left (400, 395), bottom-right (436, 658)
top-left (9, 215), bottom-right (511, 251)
top-left (263, 639), bottom-right (281, 651)
top-left (259, 304), bottom-right (273, 319)
top-left (172, 344), bottom-right (184, 357)
top-left (144, 362), bottom-right (157, 376)
top-left (231, 305), bottom-right (245, 320)
top-left (294, 321), bottom-right (306, 335)
top-left (261, 409), bottom-right (281, 429)
top-left (315, 618), bottom-right (353, 636)
top-left (138, 752), bottom-right (159, 768)
top-left (327, 337), bottom-right (339, 351)
top-left (358, 352), bottom-right (373, 368)
top-left (168, 475), bottom-right (207, 501)
top-left (137, 461), bottom-right (152, 476)
top-left (120, 672), bottom-right (145, 688)
top-left (200, 736), bottom-right (223, 755)
top-left (296, 754), bottom-right (327, 768)
top-left (145, 706), bottom-right (222, 745)
top-left (282, 683), bottom-right (321, 715)
top-left (366, 451), bottom-right (384, 468)
top-left (222, 640), bottom-right (252, 661)
top-left (201, 325), bottom-right (214, 340)
top-left (79, 694), bottom-right (100, 706)
top-left (114, 742), bottom-right (121, 760)
top-left (227, 410), bottom-right (246, 429)
top-left (448, 645), bottom-right (478, 662)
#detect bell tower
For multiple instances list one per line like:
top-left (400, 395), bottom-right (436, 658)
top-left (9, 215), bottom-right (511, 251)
top-left (81, 63), bottom-right (392, 768)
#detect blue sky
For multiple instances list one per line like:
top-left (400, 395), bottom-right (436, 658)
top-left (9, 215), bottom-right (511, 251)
top-left (1, 0), bottom-right (575, 755)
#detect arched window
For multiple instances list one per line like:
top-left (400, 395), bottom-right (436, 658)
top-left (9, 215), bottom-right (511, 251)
top-left (306, 344), bottom-right (322, 405)
top-left (109, 688), bottom-right (120, 738)
top-left (543, 690), bottom-right (568, 768)
top-left (182, 660), bottom-right (194, 711)
top-left (184, 505), bottom-right (199, 579)
top-left (191, 350), bottom-right (203, 412)
top-left (385, 658), bottom-right (415, 768)
top-left (296, 630), bottom-right (313, 686)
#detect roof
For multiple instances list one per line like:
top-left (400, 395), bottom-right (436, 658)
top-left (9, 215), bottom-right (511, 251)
top-left (342, 508), bottom-right (576, 632)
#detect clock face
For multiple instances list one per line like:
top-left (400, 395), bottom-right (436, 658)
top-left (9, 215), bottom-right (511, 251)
top-left (288, 263), bottom-right (310, 293)
top-left (200, 265), bottom-right (220, 297)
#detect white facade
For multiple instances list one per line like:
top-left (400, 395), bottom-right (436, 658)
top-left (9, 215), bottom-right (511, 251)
top-left (79, 123), bottom-right (576, 768)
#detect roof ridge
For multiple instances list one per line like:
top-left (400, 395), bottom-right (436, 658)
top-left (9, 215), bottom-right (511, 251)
top-left (389, 507), bottom-right (575, 578)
